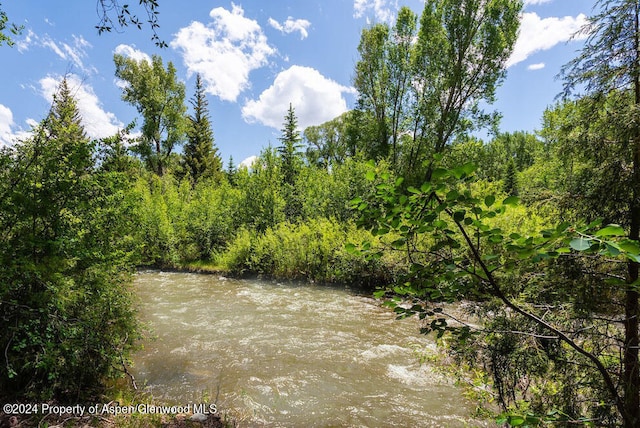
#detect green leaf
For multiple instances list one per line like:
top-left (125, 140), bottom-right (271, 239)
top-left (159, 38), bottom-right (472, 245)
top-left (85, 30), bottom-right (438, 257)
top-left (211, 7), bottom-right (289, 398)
top-left (484, 195), bottom-right (495, 207)
top-left (446, 190), bottom-right (459, 201)
top-left (495, 416), bottom-right (508, 425)
top-left (373, 227), bottom-right (389, 236)
top-left (453, 210), bottom-right (466, 222)
top-left (391, 238), bottom-right (406, 249)
top-left (508, 415), bottom-right (526, 426)
top-left (619, 240), bottom-right (640, 254)
top-left (570, 237), bottom-right (592, 251)
top-left (502, 195), bottom-right (519, 206)
top-left (373, 289), bottom-right (386, 299)
top-left (595, 224), bottom-right (626, 237)
top-left (365, 170), bottom-right (375, 181)
top-left (460, 162), bottom-right (476, 175)
top-left (604, 243), bottom-right (621, 256)
top-left (431, 168), bottom-right (448, 180)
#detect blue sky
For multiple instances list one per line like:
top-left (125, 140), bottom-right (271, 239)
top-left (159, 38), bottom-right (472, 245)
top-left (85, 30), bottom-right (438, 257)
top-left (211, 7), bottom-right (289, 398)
top-left (0, 0), bottom-right (592, 167)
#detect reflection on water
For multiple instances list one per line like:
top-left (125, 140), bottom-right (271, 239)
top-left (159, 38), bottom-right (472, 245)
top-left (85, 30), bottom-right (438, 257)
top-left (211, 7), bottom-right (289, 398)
top-left (132, 271), bottom-right (486, 427)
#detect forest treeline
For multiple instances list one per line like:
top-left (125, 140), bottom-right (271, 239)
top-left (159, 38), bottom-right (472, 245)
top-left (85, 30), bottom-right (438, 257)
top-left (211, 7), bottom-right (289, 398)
top-left (1, 0), bottom-right (640, 426)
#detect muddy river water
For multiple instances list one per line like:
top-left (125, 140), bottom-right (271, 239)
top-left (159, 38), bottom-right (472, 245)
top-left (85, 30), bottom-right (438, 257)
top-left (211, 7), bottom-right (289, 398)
top-left (131, 271), bottom-right (486, 427)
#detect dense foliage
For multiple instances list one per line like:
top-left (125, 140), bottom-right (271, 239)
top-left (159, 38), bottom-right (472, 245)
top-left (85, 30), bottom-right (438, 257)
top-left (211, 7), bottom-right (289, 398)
top-left (0, 80), bottom-right (139, 401)
top-left (345, 1), bottom-right (640, 426)
top-left (2, 1), bottom-right (640, 426)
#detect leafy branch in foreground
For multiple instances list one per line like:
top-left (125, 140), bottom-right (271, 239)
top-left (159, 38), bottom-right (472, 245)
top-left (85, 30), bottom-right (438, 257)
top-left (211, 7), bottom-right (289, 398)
top-left (0, 2), bottom-right (23, 47)
top-left (349, 160), bottom-right (640, 426)
top-left (96, 0), bottom-right (166, 47)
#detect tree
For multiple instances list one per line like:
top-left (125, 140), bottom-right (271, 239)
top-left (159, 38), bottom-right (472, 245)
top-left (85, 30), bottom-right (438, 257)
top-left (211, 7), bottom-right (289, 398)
top-left (386, 7), bottom-right (417, 167)
top-left (352, 0), bottom-right (521, 179)
top-left (304, 110), bottom-right (373, 169)
top-left (354, 23), bottom-right (391, 160)
top-left (226, 156), bottom-right (237, 185)
top-left (405, 0), bottom-right (521, 178)
top-left (97, 123), bottom-right (142, 176)
top-left (559, 1), bottom-right (640, 425)
top-left (278, 103), bottom-right (304, 186)
top-left (277, 104), bottom-right (304, 220)
top-left (503, 158), bottom-right (518, 196)
top-left (353, 7), bottom-right (418, 166)
top-left (539, 95), bottom-right (633, 225)
top-left (114, 53), bottom-right (187, 176)
top-left (237, 147), bottom-right (286, 232)
top-left (0, 79), bottom-right (139, 400)
top-left (183, 73), bottom-right (222, 183)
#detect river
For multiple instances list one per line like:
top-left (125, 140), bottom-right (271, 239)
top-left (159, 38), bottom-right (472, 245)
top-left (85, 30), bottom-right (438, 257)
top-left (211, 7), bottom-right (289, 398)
top-left (131, 271), bottom-right (488, 427)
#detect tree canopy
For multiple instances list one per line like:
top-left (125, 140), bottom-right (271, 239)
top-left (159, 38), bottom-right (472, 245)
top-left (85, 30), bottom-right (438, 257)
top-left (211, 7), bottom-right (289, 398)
top-left (114, 53), bottom-right (187, 176)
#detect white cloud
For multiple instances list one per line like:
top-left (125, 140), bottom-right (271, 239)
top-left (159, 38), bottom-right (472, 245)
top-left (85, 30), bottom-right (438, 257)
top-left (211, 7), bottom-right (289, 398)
top-left (0, 104), bottom-right (16, 146)
top-left (242, 65), bottom-right (354, 130)
top-left (114, 44), bottom-right (151, 63)
top-left (353, 0), bottom-right (397, 23)
top-left (527, 62), bottom-right (545, 71)
top-left (524, 0), bottom-right (552, 5)
top-left (239, 155), bottom-right (258, 169)
top-left (0, 105), bottom-right (33, 147)
top-left (41, 37), bottom-right (66, 59)
top-left (171, 3), bottom-right (276, 102)
top-left (507, 12), bottom-right (588, 68)
top-left (16, 29), bottom-right (36, 52)
top-left (19, 31), bottom-right (94, 73)
top-left (39, 74), bottom-right (124, 139)
top-left (268, 17), bottom-right (311, 39)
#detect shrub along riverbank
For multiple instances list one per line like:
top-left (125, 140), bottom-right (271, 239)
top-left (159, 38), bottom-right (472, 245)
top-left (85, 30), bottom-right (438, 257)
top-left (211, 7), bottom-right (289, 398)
top-left (128, 157), bottom-right (407, 288)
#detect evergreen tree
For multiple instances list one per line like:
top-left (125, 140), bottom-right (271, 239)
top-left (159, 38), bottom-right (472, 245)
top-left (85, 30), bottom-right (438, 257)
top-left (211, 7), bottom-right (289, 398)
top-left (503, 158), bottom-right (518, 196)
top-left (277, 104), bottom-right (304, 220)
top-left (45, 78), bottom-right (91, 171)
top-left (278, 103), bottom-right (303, 186)
top-left (226, 155), bottom-right (237, 185)
top-left (183, 74), bottom-right (222, 183)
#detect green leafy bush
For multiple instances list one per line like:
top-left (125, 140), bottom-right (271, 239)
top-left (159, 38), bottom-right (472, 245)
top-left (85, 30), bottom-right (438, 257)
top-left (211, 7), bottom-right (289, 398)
top-left (218, 218), bottom-right (397, 286)
top-left (0, 80), bottom-right (139, 401)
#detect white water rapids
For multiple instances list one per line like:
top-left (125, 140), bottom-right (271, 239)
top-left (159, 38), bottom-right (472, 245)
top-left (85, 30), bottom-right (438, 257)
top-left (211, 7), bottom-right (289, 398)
top-left (131, 271), bottom-right (489, 427)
